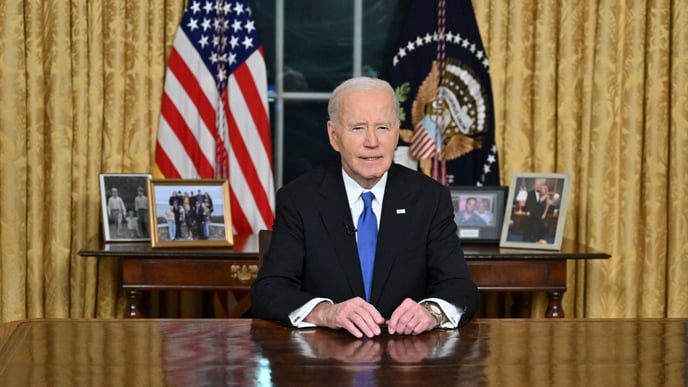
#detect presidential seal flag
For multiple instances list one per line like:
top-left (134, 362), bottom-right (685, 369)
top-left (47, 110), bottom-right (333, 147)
top-left (155, 0), bottom-right (275, 235)
top-left (392, 0), bottom-right (499, 186)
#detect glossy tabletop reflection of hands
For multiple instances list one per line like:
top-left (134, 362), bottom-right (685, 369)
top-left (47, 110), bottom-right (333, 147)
top-left (1, 318), bottom-right (686, 386)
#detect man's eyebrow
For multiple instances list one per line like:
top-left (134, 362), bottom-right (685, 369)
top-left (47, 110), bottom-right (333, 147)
top-left (344, 121), bottom-right (367, 128)
top-left (348, 121), bottom-right (394, 126)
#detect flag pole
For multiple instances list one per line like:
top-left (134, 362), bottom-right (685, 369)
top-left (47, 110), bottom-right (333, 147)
top-left (433, 0), bottom-right (447, 186)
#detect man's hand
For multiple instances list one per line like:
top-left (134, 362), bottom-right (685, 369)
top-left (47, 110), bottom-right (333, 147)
top-left (305, 298), bottom-right (385, 339)
top-left (387, 298), bottom-right (438, 335)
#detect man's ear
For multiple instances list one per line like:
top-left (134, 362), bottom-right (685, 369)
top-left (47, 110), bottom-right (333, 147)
top-left (327, 121), bottom-right (340, 152)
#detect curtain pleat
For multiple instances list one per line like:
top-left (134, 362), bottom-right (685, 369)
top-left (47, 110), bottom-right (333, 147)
top-left (0, 0), bottom-right (686, 322)
top-left (0, 0), bottom-right (29, 320)
top-left (667, 0), bottom-right (688, 317)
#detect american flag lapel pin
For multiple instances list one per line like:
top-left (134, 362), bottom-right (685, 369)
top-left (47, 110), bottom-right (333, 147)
top-left (396, 209), bottom-right (406, 214)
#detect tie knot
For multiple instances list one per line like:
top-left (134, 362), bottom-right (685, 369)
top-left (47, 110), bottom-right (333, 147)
top-left (361, 191), bottom-right (374, 209)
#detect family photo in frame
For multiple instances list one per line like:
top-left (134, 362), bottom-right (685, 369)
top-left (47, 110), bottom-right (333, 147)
top-left (500, 173), bottom-right (571, 250)
top-left (99, 173), bottom-right (153, 242)
top-left (450, 186), bottom-right (507, 244)
top-left (147, 179), bottom-right (234, 248)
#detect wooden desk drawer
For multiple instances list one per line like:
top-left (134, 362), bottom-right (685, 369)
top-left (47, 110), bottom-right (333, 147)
top-left (122, 258), bottom-right (258, 290)
top-left (468, 260), bottom-right (566, 290)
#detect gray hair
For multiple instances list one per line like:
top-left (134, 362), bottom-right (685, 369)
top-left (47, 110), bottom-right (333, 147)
top-left (327, 77), bottom-right (400, 124)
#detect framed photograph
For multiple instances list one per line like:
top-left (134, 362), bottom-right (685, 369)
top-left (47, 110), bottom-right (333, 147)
top-left (500, 173), bottom-right (571, 250)
top-left (147, 179), bottom-right (233, 248)
top-left (450, 186), bottom-right (508, 244)
top-left (99, 173), bottom-right (153, 242)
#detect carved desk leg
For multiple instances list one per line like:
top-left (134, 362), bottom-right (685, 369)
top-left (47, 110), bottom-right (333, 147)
top-left (125, 289), bottom-right (144, 318)
top-left (545, 290), bottom-right (564, 318)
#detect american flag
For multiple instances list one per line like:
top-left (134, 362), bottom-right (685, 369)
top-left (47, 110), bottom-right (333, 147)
top-left (409, 115), bottom-right (438, 160)
top-left (156, 0), bottom-right (274, 235)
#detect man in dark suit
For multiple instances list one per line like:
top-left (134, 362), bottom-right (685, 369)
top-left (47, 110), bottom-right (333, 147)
top-left (251, 77), bottom-right (478, 338)
top-left (523, 178), bottom-right (549, 243)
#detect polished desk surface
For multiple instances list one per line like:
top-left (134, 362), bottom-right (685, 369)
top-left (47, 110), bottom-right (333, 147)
top-left (0, 318), bottom-right (684, 386)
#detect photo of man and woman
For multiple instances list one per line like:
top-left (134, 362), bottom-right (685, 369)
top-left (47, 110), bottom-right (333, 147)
top-left (500, 173), bottom-right (570, 250)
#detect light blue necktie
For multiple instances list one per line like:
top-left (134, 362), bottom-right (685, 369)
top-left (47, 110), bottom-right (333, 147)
top-left (357, 191), bottom-right (377, 302)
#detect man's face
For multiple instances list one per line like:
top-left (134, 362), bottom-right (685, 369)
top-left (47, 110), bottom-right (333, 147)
top-left (327, 89), bottom-right (399, 189)
top-left (465, 199), bottom-right (476, 213)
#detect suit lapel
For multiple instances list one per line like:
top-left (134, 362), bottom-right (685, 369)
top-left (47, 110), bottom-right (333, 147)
top-left (370, 165), bottom-right (413, 304)
top-left (316, 165), bottom-right (367, 299)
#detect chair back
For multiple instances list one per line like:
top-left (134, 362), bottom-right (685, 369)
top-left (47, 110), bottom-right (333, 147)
top-left (258, 229), bottom-right (272, 265)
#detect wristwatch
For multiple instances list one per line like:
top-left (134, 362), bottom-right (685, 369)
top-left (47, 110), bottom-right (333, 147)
top-left (421, 301), bottom-right (443, 328)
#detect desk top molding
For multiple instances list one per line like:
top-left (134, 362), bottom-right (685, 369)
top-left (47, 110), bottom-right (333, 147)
top-left (79, 235), bottom-right (610, 261)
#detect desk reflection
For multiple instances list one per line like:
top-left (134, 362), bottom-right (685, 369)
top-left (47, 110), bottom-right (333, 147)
top-left (250, 324), bottom-right (487, 386)
top-left (1, 319), bottom-right (684, 386)
top-left (160, 320), bottom-right (259, 386)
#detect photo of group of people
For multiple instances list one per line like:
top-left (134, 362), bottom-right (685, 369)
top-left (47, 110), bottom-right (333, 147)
top-left (99, 174), bottom-right (153, 242)
top-left (162, 189), bottom-right (217, 241)
top-left (99, 175), bottom-right (234, 247)
top-left (147, 179), bottom-right (233, 247)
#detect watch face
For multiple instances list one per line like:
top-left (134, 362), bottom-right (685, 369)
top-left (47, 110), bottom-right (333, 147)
top-left (422, 302), bottom-right (442, 325)
top-left (423, 302), bottom-right (440, 314)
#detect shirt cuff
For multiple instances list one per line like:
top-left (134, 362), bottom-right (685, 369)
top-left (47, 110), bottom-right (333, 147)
top-left (419, 297), bottom-right (464, 328)
top-left (288, 297), bottom-right (333, 327)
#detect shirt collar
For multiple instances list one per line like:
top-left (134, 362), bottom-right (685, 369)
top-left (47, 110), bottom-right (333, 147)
top-left (342, 169), bottom-right (388, 208)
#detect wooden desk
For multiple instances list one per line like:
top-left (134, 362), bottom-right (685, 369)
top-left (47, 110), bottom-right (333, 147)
top-left (79, 234), bottom-right (260, 318)
top-left (463, 240), bottom-right (610, 317)
top-left (79, 236), bottom-right (609, 318)
top-left (1, 318), bottom-right (685, 386)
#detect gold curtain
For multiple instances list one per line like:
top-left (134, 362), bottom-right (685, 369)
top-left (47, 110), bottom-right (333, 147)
top-left (474, 0), bottom-right (688, 317)
top-left (0, 0), bottom-right (185, 322)
top-left (0, 0), bottom-right (686, 322)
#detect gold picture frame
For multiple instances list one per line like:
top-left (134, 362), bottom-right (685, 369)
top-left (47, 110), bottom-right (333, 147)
top-left (499, 173), bottom-right (571, 250)
top-left (147, 179), bottom-right (233, 248)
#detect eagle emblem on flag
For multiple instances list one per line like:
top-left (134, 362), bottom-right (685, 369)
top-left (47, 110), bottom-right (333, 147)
top-left (392, 0), bottom-right (499, 186)
top-left (398, 60), bottom-right (484, 176)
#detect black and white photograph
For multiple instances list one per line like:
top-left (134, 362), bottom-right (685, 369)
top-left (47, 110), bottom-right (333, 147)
top-left (99, 173), bottom-right (153, 242)
top-left (147, 179), bottom-right (233, 248)
top-left (500, 173), bottom-right (571, 250)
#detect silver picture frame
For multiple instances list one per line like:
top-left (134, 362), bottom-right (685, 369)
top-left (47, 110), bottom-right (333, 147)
top-left (500, 173), bottom-right (571, 250)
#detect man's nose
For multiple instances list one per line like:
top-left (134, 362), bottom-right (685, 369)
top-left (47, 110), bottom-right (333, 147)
top-left (364, 127), bottom-right (379, 146)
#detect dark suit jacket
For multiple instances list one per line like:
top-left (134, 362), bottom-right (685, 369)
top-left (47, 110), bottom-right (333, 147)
top-left (523, 189), bottom-right (546, 241)
top-left (250, 163), bottom-right (479, 325)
